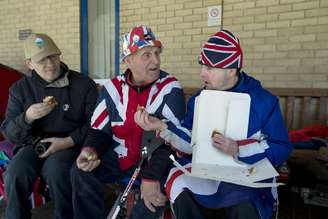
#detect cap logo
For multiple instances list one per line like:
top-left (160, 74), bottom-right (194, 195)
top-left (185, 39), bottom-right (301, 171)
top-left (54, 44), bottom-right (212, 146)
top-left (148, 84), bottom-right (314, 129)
top-left (35, 37), bottom-right (45, 48)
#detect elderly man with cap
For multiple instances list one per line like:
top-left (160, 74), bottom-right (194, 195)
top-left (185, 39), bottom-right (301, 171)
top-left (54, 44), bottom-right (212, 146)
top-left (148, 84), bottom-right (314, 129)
top-left (70, 25), bottom-right (185, 219)
top-left (0, 33), bottom-right (98, 219)
top-left (134, 29), bottom-right (292, 219)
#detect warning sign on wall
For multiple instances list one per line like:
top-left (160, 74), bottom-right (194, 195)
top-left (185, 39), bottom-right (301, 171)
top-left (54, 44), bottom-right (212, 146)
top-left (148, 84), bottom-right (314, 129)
top-left (208, 6), bottom-right (222, 27)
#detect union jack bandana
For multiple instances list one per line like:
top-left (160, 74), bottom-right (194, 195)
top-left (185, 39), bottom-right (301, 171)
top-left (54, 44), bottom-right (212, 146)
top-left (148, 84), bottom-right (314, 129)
top-left (199, 29), bottom-right (243, 69)
top-left (121, 25), bottom-right (162, 61)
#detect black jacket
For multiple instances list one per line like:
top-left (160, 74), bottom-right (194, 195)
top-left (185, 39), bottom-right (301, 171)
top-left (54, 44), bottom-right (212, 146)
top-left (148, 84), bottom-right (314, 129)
top-left (0, 64), bottom-right (98, 153)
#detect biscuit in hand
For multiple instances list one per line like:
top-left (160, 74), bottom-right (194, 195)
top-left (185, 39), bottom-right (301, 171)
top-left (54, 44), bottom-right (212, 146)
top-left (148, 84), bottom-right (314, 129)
top-left (43, 96), bottom-right (58, 105)
top-left (211, 129), bottom-right (222, 137)
top-left (87, 153), bottom-right (97, 161)
top-left (137, 105), bottom-right (145, 112)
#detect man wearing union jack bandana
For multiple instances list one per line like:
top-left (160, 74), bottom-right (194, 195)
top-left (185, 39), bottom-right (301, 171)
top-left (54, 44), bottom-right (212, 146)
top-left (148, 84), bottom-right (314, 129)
top-left (70, 25), bottom-right (186, 219)
top-left (134, 29), bottom-right (292, 219)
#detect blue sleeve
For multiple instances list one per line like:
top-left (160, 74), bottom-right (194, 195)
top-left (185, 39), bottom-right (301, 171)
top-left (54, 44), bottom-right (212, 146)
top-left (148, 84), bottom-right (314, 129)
top-left (160, 91), bottom-right (200, 154)
top-left (238, 98), bottom-right (293, 166)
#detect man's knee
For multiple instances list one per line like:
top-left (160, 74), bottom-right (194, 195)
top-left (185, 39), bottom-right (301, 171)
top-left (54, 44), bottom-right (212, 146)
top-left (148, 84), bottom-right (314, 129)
top-left (4, 162), bottom-right (36, 186)
top-left (70, 163), bottom-right (92, 188)
top-left (70, 163), bottom-right (83, 181)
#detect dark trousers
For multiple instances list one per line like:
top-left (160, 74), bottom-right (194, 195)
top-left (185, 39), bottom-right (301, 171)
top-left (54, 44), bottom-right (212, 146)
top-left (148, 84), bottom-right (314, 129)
top-left (173, 190), bottom-right (259, 219)
top-left (4, 145), bottom-right (79, 219)
top-left (70, 148), bottom-right (164, 219)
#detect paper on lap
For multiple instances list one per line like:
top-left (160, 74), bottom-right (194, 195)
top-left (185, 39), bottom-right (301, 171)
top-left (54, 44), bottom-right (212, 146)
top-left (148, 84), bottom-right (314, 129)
top-left (188, 90), bottom-right (280, 188)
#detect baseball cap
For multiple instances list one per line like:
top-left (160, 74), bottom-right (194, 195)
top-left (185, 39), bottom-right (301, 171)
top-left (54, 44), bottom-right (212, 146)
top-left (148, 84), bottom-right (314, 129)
top-left (121, 25), bottom-right (162, 61)
top-left (24, 33), bottom-right (61, 62)
top-left (199, 29), bottom-right (243, 69)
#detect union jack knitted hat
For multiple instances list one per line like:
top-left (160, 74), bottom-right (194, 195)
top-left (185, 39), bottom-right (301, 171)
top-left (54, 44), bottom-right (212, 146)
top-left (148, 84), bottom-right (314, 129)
top-left (121, 25), bottom-right (162, 61)
top-left (199, 29), bottom-right (243, 69)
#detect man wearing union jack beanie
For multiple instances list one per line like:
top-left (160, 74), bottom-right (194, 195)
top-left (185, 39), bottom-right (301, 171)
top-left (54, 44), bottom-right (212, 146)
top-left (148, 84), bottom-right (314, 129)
top-left (134, 29), bottom-right (292, 219)
top-left (70, 25), bottom-right (186, 219)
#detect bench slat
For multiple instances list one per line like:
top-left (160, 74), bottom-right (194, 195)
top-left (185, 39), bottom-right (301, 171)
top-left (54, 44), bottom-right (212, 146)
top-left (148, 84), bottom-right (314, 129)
top-left (319, 97), bottom-right (328, 123)
top-left (301, 97), bottom-right (312, 128)
top-left (285, 97), bottom-right (295, 130)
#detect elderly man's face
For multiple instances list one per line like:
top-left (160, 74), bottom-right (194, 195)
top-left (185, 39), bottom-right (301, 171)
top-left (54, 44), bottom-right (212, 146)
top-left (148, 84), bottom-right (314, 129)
top-left (26, 54), bottom-right (61, 82)
top-left (125, 46), bottom-right (161, 85)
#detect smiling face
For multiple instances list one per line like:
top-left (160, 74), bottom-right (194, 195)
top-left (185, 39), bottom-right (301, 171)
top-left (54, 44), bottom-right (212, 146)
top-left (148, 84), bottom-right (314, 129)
top-left (199, 65), bottom-right (239, 90)
top-left (124, 46), bottom-right (161, 85)
top-left (26, 54), bottom-right (61, 82)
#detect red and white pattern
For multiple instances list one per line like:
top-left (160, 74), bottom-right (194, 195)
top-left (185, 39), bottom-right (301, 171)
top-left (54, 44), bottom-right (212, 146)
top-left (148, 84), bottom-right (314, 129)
top-left (165, 163), bottom-right (220, 203)
top-left (90, 72), bottom-right (183, 170)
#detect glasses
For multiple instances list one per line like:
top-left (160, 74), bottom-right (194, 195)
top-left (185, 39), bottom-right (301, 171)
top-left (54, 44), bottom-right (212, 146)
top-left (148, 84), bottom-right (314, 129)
top-left (37, 54), bottom-right (60, 64)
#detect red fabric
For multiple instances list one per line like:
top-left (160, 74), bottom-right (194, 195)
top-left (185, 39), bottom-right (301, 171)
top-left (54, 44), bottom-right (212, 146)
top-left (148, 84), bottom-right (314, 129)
top-left (0, 167), bottom-right (5, 198)
top-left (237, 139), bottom-right (258, 146)
top-left (29, 177), bottom-right (46, 208)
top-left (111, 76), bottom-right (152, 170)
top-left (0, 64), bottom-right (23, 141)
top-left (288, 125), bottom-right (328, 143)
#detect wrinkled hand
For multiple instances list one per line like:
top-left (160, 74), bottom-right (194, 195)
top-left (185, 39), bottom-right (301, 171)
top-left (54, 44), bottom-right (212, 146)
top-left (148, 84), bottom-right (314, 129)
top-left (141, 180), bottom-right (167, 212)
top-left (134, 109), bottom-right (167, 131)
top-left (76, 148), bottom-right (100, 172)
top-left (39, 137), bottom-right (75, 158)
top-left (25, 102), bottom-right (55, 124)
top-left (212, 133), bottom-right (238, 157)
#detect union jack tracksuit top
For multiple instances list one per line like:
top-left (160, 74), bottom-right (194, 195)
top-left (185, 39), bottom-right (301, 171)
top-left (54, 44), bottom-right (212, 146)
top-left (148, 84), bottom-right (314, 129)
top-left (160, 72), bottom-right (293, 219)
top-left (86, 70), bottom-right (185, 171)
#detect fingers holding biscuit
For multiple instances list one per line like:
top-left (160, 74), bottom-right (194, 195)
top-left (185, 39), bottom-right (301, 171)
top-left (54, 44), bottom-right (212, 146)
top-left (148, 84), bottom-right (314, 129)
top-left (137, 105), bottom-right (145, 112)
top-left (43, 96), bottom-right (58, 106)
top-left (211, 129), bottom-right (222, 138)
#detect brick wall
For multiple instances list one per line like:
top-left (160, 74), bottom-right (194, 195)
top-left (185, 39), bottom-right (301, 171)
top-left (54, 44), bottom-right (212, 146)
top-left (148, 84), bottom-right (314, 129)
top-left (0, 0), bottom-right (327, 88)
top-left (0, 0), bottom-right (80, 73)
top-left (120, 0), bottom-right (328, 88)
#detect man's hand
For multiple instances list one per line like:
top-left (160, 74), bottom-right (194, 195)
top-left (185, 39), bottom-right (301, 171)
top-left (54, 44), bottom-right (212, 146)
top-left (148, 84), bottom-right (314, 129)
top-left (134, 109), bottom-right (167, 132)
top-left (140, 180), bottom-right (167, 212)
top-left (39, 137), bottom-right (75, 158)
top-left (212, 133), bottom-right (238, 157)
top-left (76, 147), bottom-right (100, 172)
top-left (25, 102), bottom-right (55, 124)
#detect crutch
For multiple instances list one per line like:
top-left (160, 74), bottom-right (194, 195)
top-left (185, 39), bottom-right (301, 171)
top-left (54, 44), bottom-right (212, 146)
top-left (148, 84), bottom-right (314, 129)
top-left (107, 131), bottom-right (164, 219)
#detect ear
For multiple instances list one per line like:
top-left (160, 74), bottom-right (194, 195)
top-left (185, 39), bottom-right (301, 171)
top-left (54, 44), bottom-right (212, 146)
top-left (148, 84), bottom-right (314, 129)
top-left (25, 59), bottom-right (34, 70)
top-left (227, 69), bottom-right (237, 77)
top-left (124, 56), bottom-right (133, 68)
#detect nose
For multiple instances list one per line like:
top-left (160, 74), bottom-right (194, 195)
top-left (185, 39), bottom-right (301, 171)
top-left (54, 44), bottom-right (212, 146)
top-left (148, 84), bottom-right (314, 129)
top-left (151, 53), bottom-right (160, 65)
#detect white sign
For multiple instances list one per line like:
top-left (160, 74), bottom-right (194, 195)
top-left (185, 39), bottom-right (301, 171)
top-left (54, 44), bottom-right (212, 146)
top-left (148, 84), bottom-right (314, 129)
top-left (208, 6), bottom-right (222, 27)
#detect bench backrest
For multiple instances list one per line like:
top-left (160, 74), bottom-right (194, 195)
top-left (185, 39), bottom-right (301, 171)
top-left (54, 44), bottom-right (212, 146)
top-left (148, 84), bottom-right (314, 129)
top-left (184, 87), bottom-right (328, 131)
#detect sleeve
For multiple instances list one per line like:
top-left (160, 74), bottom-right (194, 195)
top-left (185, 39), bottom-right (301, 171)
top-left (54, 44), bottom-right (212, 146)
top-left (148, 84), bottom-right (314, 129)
top-left (0, 84), bottom-right (33, 144)
top-left (82, 86), bottom-right (113, 155)
top-left (141, 144), bottom-right (175, 180)
top-left (159, 91), bottom-right (200, 154)
top-left (237, 97), bottom-right (293, 166)
top-left (69, 81), bottom-right (98, 145)
top-left (141, 82), bottom-right (187, 180)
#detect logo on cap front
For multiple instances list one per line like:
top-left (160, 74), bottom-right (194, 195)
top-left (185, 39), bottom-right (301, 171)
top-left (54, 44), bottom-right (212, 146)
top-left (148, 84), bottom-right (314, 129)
top-left (35, 37), bottom-right (45, 48)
